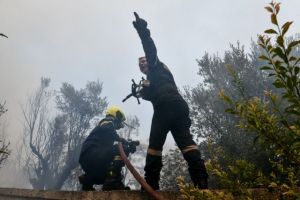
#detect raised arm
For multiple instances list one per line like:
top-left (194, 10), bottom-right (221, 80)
top-left (133, 12), bottom-right (158, 66)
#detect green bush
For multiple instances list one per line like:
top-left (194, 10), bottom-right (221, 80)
top-left (218, 1), bottom-right (300, 199)
top-left (177, 176), bottom-right (234, 200)
top-left (178, 1), bottom-right (300, 199)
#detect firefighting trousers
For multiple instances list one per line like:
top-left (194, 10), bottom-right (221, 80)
top-left (144, 100), bottom-right (208, 189)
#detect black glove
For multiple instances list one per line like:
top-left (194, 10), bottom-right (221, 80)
top-left (133, 12), bottom-right (150, 38)
top-left (139, 86), bottom-right (151, 101)
top-left (128, 143), bottom-right (137, 154)
top-left (117, 137), bottom-right (131, 154)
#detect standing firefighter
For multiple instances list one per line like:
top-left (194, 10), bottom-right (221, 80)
top-left (132, 12), bottom-right (208, 190)
top-left (79, 106), bottom-right (133, 191)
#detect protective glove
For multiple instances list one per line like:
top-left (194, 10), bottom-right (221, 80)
top-left (128, 143), bottom-right (137, 154)
top-left (139, 86), bottom-right (151, 101)
top-left (133, 12), bottom-right (150, 38)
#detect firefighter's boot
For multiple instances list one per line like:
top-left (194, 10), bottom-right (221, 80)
top-left (78, 174), bottom-right (95, 191)
top-left (183, 149), bottom-right (208, 189)
top-left (143, 154), bottom-right (163, 190)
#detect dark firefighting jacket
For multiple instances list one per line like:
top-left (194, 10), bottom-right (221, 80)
top-left (79, 117), bottom-right (120, 167)
top-left (139, 27), bottom-right (184, 107)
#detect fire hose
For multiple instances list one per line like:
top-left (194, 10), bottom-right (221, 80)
top-left (118, 142), bottom-right (165, 200)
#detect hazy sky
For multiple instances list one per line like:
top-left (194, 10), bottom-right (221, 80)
top-left (1, 0), bottom-right (300, 158)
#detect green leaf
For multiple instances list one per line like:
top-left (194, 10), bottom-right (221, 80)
top-left (264, 6), bottom-right (273, 13)
top-left (225, 108), bottom-right (238, 114)
top-left (268, 73), bottom-right (276, 77)
top-left (294, 67), bottom-right (300, 75)
top-left (285, 109), bottom-right (300, 116)
top-left (277, 36), bottom-right (284, 47)
top-left (221, 94), bottom-right (233, 104)
top-left (282, 93), bottom-right (290, 99)
top-left (273, 47), bottom-right (287, 62)
top-left (278, 66), bottom-right (287, 71)
top-left (287, 77), bottom-right (293, 88)
top-left (287, 97), bottom-right (300, 105)
top-left (273, 80), bottom-right (285, 88)
top-left (281, 21), bottom-right (293, 36)
top-left (275, 3), bottom-right (281, 14)
top-left (294, 58), bottom-right (300, 66)
top-left (271, 14), bottom-right (278, 25)
top-left (288, 40), bottom-right (300, 49)
top-left (265, 29), bottom-right (278, 34)
top-left (274, 60), bottom-right (282, 66)
top-left (280, 119), bottom-right (289, 127)
top-left (291, 75), bottom-right (297, 86)
top-left (260, 66), bottom-right (273, 70)
top-left (259, 44), bottom-right (266, 49)
top-left (271, 53), bottom-right (277, 59)
top-left (258, 35), bottom-right (265, 44)
top-left (287, 40), bottom-right (300, 55)
top-left (289, 56), bottom-right (297, 62)
top-left (259, 55), bottom-right (270, 61)
top-left (267, 45), bottom-right (273, 51)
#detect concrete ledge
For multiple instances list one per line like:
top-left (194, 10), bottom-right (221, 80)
top-left (0, 188), bottom-right (282, 200)
top-left (0, 188), bottom-right (181, 200)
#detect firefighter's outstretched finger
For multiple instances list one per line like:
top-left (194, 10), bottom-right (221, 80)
top-left (134, 12), bottom-right (140, 21)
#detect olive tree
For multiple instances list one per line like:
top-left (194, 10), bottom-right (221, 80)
top-left (21, 77), bottom-right (107, 189)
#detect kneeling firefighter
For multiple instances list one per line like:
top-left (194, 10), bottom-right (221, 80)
top-left (78, 105), bottom-right (138, 191)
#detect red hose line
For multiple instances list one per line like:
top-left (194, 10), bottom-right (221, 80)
top-left (118, 142), bottom-right (165, 200)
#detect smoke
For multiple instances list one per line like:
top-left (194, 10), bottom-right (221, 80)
top-left (1, 0), bottom-right (300, 188)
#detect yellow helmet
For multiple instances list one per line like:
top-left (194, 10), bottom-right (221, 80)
top-left (105, 106), bottom-right (126, 122)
